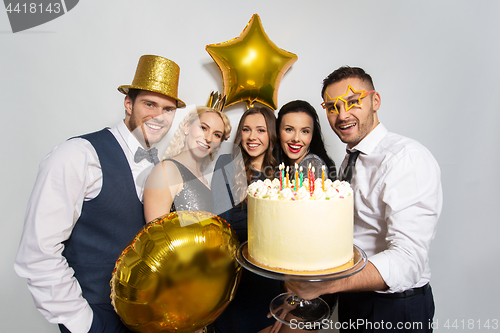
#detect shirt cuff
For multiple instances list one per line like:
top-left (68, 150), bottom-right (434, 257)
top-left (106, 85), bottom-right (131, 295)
top-left (368, 252), bottom-right (403, 293)
top-left (62, 304), bottom-right (93, 333)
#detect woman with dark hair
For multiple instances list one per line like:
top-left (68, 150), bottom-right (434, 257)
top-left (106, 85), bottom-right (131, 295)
top-left (275, 100), bottom-right (337, 181)
top-left (270, 100), bottom-right (339, 333)
top-left (211, 106), bottom-right (281, 333)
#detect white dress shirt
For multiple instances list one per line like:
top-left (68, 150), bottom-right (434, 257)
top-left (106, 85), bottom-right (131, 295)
top-left (343, 123), bottom-right (443, 293)
top-left (14, 121), bottom-right (156, 333)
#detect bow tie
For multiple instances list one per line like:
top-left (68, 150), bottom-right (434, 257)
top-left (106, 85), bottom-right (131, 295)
top-left (134, 147), bottom-right (160, 165)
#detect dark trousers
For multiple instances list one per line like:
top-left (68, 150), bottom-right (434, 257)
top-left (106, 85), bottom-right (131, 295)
top-left (59, 304), bottom-right (134, 333)
top-left (212, 271), bottom-right (281, 333)
top-left (338, 285), bottom-right (435, 332)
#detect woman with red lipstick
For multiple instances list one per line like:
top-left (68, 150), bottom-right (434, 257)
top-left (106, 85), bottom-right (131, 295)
top-left (268, 100), bottom-right (339, 332)
top-left (143, 106), bottom-right (231, 222)
top-left (211, 107), bottom-right (281, 333)
top-left (276, 100), bottom-right (337, 181)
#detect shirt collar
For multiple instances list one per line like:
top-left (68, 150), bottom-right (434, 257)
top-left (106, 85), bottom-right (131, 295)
top-left (349, 123), bottom-right (388, 155)
top-left (116, 120), bottom-right (143, 156)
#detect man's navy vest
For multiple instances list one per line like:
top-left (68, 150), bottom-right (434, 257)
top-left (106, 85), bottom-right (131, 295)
top-left (62, 129), bottom-right (146, 304)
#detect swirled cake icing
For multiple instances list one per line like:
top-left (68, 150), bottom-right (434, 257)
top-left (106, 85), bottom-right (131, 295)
top-left (247, 177), bottom-right (353, 271)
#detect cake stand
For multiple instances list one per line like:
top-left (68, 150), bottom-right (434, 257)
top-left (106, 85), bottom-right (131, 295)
top-left (235, 241), bottom-right (367, 326)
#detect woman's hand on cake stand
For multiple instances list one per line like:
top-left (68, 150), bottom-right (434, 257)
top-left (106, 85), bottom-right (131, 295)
top-left (265, 290), bottom-right (330, 332)
top-left (265, 305), bottom-right (286, 333)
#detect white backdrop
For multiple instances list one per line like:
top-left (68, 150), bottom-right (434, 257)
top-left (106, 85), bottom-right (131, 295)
top-left (1, 1), bottom-right (499, 332)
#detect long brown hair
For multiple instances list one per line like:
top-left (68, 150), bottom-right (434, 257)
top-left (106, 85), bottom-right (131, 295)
top-left (232, 107), bottom-right (277, 201)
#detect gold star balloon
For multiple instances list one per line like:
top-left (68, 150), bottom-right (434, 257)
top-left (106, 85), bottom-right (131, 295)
top-left (206, 14), bottom-right (298, 110)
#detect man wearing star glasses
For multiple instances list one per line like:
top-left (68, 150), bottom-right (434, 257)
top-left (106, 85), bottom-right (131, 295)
top-left (321, 77), bottom-right (379, 148)
top-left (286, 66), bottom-right (443, 332)
top-left (322, 84), bottom-right (375, 115)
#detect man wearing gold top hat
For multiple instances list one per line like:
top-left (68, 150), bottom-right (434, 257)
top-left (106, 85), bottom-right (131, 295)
top-left (14, 55), bottom-right (185, 333)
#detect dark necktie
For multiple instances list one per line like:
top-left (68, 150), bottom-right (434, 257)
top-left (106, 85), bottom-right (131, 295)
top-left (134, 147), bottom-right (160, 165)
top-left (341, 150), bottom-right (360, 183)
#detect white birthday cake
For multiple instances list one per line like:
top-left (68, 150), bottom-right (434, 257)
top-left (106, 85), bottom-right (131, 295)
top-left (247, 173), bottom-right (353, 272)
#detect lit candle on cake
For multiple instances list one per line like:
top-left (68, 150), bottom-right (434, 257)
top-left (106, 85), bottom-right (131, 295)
top-left (279, 164), bottom-right (283, 190)
top-left (294, 163), bottom-right (299, 191)
top-left (322, 165), bottom-right (325, 191)
top-left (312, 166), bottom-right (316, 194)
top-left (308, 163), bottom-right (312, 191)
top-left (299, 166), bottom-right (303, 188)
top-left (286, 166), bottom-right (290, 188)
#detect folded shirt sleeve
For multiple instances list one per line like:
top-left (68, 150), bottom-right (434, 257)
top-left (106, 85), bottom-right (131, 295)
top-left (369, 146), bottom-right (443, 293)
top-left (14, 138), bottom-right (99, 333)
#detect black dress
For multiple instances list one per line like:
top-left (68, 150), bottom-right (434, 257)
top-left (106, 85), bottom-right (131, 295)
top-left (165, 159), bottom-right (214, 213)
top-left (211, 154), bottom-right (281, 333)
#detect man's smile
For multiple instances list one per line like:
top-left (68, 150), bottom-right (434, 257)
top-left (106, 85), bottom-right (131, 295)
top-left (145, 122), bottom-right (163, 131)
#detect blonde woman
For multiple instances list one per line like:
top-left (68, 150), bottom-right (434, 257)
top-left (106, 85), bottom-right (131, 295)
top-left (144, 106), bottom-right (231, 222)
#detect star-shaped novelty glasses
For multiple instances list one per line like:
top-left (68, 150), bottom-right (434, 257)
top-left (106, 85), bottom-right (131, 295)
top-left (322, 84), bottom-right (375, 115)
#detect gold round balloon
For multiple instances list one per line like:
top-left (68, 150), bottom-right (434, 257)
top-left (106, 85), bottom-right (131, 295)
top-left (206, 14), bottom-right (298, 110)
top-left (110, 211), bottom-right (241, 333)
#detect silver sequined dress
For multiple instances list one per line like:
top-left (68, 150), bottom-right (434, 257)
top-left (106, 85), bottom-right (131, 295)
top-left (165, 159), bottom-right (214, 213)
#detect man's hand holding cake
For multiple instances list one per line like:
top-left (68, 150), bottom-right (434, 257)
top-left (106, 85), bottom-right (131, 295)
top-left (278, 66), bottom-right (442, 331)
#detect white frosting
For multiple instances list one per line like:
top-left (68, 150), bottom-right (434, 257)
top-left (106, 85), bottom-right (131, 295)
top-left (247, 178), bottom-right (353, 200)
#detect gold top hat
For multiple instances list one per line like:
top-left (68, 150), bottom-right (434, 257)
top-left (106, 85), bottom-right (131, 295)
top-left (118, 55), bottom-right (186, 108)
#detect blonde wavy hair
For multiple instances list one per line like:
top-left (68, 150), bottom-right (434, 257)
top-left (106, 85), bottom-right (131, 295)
top-left (162, 106), bottom-right (231, 167)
